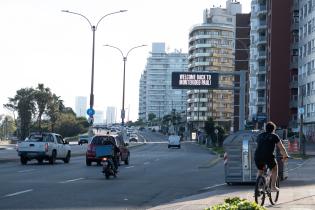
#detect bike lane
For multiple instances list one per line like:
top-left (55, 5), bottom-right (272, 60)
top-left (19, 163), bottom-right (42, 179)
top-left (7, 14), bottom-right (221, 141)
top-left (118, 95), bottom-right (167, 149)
top-left (149, 157), bottom-right (315, 210)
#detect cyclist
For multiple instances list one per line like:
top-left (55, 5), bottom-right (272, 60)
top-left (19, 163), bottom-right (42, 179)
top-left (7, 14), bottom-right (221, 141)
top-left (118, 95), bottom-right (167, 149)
top-left (254, 121), bottom-right (289, 192)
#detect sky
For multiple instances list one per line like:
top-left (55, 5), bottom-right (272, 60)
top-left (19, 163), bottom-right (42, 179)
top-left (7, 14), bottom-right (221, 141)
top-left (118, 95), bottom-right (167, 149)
top-left (0, 0), bottom-right (250, 122)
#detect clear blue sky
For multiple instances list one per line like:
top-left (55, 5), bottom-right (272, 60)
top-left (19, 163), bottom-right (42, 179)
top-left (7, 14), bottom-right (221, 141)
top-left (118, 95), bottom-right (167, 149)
top-left (0, 0), bottom-right (250, 122)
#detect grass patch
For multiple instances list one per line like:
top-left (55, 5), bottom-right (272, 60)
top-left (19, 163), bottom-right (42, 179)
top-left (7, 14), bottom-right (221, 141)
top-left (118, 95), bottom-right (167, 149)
top-left (290, 153), bottom-right (310, 160)
top-left (212, 146), bottom-right (224, 155)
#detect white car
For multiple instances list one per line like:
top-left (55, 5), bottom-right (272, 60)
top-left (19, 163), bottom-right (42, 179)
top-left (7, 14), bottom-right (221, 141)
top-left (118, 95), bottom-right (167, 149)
top-left (129, 133), bottom-right (138, 142)
top-left (168, 135), bottom-right (181, 149)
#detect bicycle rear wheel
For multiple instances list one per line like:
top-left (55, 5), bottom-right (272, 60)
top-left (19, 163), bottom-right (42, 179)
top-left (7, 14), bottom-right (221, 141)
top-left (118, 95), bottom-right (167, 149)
top-left (255, 176), bottom-right (266, 206)
top-left (269, 177), bottom-right (279, 205)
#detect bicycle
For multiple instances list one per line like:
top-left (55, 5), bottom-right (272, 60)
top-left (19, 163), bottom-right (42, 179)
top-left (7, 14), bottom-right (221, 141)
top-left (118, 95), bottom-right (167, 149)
top-left (254, 166), bottom-right (279, 206)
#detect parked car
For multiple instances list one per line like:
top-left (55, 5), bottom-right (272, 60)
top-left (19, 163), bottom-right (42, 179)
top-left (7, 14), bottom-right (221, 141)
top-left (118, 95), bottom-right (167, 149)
top-left (86, 133), bottom-right (130, 166)
top-left (78, 134), bottom-right (90, 145)
top-left (17, 132), bottom-right (71, 164)
top-left (129, 133), bottom-right (138, 142)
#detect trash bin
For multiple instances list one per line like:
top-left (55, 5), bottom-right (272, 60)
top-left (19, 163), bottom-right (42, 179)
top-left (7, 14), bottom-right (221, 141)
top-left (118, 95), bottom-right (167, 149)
top-left (223, 130), bottom-right (261, 184)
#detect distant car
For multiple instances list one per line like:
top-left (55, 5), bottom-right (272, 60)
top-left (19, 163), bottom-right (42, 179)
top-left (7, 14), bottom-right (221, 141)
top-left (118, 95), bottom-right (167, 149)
top-left (168, 134), bottom-right (181, 149)
top-left (86, 133), bottom-right (130, 166)
top-left (78, 134), bottom-right (90, 145)
top-left (129, 133), bottom-right (138, 142)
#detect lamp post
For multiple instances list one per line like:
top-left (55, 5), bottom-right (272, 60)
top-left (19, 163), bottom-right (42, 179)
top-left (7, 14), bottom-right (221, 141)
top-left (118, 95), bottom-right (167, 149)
top-left (103, 44), bottom-right (147, 126)
top-left (61, 9), bottom-right (127, 125)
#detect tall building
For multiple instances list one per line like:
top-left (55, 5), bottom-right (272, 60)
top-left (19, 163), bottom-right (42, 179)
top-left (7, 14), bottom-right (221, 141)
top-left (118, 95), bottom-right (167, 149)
top-left (187, 0), bottom-right (241, 131)
top-left (249, 0), bottom-right (291, 129)
top-left (234, 13), bottom-right (251, 131)
top-left (298, 0), bottom-right (315, 138)
top-left (74, 96), bottom-right (87, 118)
top-left (93, 110), bottom-right (104, 124)
top-left (289, 0), bottom-right (299, 130)
top-left (106, 106), bottom-right (116, 125)
top-left (249, 0), bottom-right (268, 125)
top-left (138, 43), bottom-right (188, 120)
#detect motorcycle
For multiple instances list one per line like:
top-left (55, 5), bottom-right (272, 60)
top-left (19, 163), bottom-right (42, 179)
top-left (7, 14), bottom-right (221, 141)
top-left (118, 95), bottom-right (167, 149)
top-left (101, 156), bottom-right (117, 179)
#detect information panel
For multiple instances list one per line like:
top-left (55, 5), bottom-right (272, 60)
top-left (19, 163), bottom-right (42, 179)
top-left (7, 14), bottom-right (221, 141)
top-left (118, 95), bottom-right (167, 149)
top-left (171, 72), bottom-right (219, 89)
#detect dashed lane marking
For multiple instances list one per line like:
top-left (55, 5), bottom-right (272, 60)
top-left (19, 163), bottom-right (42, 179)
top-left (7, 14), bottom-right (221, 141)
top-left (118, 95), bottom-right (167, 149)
top-left (125, 166), bottom-right (135, 169)
top-left (4, 189), bottom-right (33, 197)
top-left (59, 178), bottom-right (84, 184)
top-left (18, 169), bottom-right (36, 173)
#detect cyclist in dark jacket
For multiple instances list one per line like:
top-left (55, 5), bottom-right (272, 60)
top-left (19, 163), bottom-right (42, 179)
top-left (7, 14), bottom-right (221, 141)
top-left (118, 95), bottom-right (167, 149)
top-left (254, 121), bottom-right (289, 192)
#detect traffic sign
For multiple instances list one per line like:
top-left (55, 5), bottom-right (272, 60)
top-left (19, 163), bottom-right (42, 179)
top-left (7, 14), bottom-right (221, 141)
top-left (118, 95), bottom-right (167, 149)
top-left (88, 116), bottom-right (94, 125)
top-left (298, 107), bottom-right (305, 114)
top-left (86, 108), bottom-right (95, 116)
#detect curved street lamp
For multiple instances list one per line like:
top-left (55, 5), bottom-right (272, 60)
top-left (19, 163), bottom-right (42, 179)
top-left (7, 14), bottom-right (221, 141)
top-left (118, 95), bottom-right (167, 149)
top-left (103, 44), bottom-right (147, 126)
top-left (61, 10), bottom-right (127, 125)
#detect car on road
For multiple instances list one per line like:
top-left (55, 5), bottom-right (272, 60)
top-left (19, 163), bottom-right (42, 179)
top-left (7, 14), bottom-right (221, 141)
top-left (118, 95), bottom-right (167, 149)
top-left (86, 133), bottom-right (130, 166)
top-left (17, 132), bottom-right (71, 165)
top-left (129, 133), bottom-right (138, 142)
top-left (168, 134), bottom-right (181, 149)
top-left (78, 134), bottom-right (90, 145)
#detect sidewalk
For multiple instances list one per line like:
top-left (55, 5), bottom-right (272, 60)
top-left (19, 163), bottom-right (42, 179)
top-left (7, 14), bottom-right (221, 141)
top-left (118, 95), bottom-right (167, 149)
top-left (149, 157), bottom-right (315, 210)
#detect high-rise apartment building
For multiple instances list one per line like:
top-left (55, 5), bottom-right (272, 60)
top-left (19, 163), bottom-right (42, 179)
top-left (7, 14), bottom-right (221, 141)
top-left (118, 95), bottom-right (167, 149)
top-left (93, 110), bottom-right (104, 124)
top-left (106, 106), bottom-right (116, 125)
top-left (298, 0), bottom-right (315, 137)
top-left (187, 0), bottom-right (241, 131)
top-left (249, 0), bottom-right (291, 129)
top-left (75, 96), bottom-right (87, 118)
top-left (249, 0), bottom-right (268, 125)
top-left (234, 13), bottom-right (250, 131)
top-left (138, 43), bottom-right (188, 120)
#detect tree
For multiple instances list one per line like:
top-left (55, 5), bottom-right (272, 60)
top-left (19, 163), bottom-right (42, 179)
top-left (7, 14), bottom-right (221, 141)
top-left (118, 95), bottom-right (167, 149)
top-left (5, 88), bottom-right (36, 140)
top-left (148, 113), bottom-right (156, 122)
top-left (204, 117), bottom-right (216, 146)
top-left (0, 115), bottom-right (16, 139)
top-left (34, 84), bottom-right (52, 130)
top-left (46, 94), bottom-right (64, 132)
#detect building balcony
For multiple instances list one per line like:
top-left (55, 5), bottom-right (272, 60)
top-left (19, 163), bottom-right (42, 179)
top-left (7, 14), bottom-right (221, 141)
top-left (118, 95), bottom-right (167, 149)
top-left (257, 51), bottom-right (267, 59)
top-left (187, 116), bottom-right (208, 122)
top-left (290, 80), bottom-right (298, 89)
top-left (289, 61), bottom-right (298, 69)
top-left (257, 5), bottom-right (267, 16)
top-left (257, 21), bottom-right (267, 31)
top-left (187, 98), bottom-right (208, 103)
top-left (289, 99), bottom-right (298, 108)
top-left (258, 65), bottom-right (266, 74)
top-left (290, 22), bottom-right (299, 31)
top-left (257, 81), bottom-right (266, 89)
top-left (257, 36), bottom-right (267, 45)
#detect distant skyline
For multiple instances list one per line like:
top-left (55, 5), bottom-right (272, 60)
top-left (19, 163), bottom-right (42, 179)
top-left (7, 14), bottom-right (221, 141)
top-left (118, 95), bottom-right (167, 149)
top-left (0, 0), bottom-right (251, 121)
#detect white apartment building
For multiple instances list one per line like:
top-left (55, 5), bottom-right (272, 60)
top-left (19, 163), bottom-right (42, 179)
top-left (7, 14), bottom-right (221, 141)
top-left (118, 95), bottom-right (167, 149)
top-left (106, 106), bottom-right (116, 125)
top-left (298, 0), bottom-right (315, 137)
top-left (249, 0), bottom-right (267, 122)
top-left (138, 43), bottom-right (188, 120)
top-left (187, 0), bottom-right (241, 130)
top-left (74, 96), bottom-right (87, 118)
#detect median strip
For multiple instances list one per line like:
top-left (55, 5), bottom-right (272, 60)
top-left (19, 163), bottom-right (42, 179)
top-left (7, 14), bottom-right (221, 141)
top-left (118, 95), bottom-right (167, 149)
top-left (59, 178), bottom-right (84, 184)
top-left (18, 169), bottom-right (36, 173)
top-left (4, 189), bottom-right (33, 197)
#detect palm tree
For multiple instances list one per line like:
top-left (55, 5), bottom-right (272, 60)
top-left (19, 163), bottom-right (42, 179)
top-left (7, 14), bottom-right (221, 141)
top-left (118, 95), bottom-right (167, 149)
top-left (34, 84), bottom-right (52, 130)
top-left (46, 94), bottom-right (64, 132)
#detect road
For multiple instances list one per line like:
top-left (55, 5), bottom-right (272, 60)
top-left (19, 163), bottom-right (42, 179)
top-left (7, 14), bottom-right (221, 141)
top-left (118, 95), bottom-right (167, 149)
top-left (0, 131), bottom-right (222, 210)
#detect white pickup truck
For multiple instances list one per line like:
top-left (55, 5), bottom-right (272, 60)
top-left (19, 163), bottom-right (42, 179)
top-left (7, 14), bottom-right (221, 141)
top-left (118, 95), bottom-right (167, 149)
top-left (17, 132), bottom-right (71, 165)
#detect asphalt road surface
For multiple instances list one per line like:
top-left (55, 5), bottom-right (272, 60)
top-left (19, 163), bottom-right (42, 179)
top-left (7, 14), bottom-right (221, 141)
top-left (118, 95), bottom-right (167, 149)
top-left (0, 131), bottom-right (224, 210)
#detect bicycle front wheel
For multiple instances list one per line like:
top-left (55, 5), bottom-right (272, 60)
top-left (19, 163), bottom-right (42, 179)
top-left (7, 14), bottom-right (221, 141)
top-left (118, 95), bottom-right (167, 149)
top-left (269, 177), bottom-right (279, 205)
top-left (255, 176), bottom-right (266, 206)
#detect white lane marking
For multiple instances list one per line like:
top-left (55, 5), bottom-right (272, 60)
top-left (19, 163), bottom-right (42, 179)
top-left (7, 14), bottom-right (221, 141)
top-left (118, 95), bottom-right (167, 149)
top-left (125, 166), bottom-right (134, 169)
top-left (155, 158), bottom-right (160, 161)
top-left (144, 162), bottom-right (150, 165)
top-left (4, 189), bottom-right (33, 197)
top-left (59, 178), bottom-right (84, 184)
top-left (18, 169), bottom-right (36, 173)
top-left (124, 198), bottom-right (128, 201)
top-left (201, 183), bottom-right (226, 191)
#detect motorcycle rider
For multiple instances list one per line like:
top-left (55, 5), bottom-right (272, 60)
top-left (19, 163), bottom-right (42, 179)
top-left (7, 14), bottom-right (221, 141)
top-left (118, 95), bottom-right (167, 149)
top-left (103, 133), bottom-right (120, 173)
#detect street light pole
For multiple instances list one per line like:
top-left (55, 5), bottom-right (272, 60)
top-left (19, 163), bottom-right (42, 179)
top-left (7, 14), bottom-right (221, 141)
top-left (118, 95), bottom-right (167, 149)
top-left (61, 9), bottom-right (127, 124)
top-left (103, 44), bottom-right (147, 126)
